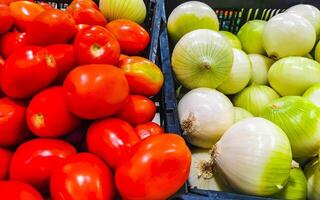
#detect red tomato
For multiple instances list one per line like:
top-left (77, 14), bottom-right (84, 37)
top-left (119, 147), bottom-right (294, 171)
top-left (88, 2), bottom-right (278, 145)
top-left (27, 9), bottom-right (76, 46)
top-left (9, 1), bottom-right (45, 31)
top-left (0, 0), bottom-right (34, 5)
top-left (87, 118), bottom-right (140, 169)
top-left (70, 7), bottom-right (107, 26)
top-left (63, 64), bottom-right (129, 119)
top-left (1, 46), bottom-right (57, 98)
top-left (27, 86), bottom-right (81, 138)
top-left (135, 122), bottom-right (164, 140)
top-left (9, 138), bottom-right (76, 191)
top-left (0, 54), bottom-right (4, 69)
top-left (47, 44), bottom-right (76, 83)
top-left (38, 2), bottom-right (53, 10)
top-left (0, 148), bottom-right (12, 180)
top-left (117, 95), bottom-right (156, 125)
top-left (0, 181), bottom-right (43, 200)
top-left (50, 153), bottom-right (115, 200)
top-left (115, 134), bottom-right (191, 200)
top-left (106, 19), bottom-right (150, 55)
top-left (118, 54), bottom-right (129, 65)
top-left (0, 32), bottom-right (28, 58)
top-left (75, 23), bottom-right (89, 34)
top-left (73, 25), bottom-right (120, 65)
top-left (0, 4), bottom-right (14, 34)
top-left (66, 0), bottom-right (98, 13)
top-left (0, 97), bottom-right (28, 147)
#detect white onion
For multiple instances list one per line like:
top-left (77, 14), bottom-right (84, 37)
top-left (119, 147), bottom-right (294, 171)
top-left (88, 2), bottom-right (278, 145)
top-left (219, 31), bottom-right (242, 49)
top-left (237, 20), bottom-right (267, 55)
top-left (248, 54), bottom-right (274, 85)
top-left (168, 1), bottom-right (219, 43)
top-left (233, 85), bottom-right (280, 116)
top-left (315, 40), bottom-right (320, 63)
top-left (172, 29), bottom-right (233, 89)
top-left (304, 158), bottom-right (320, 200)
top-left (303, 83), bottom-right (320, 107)
top-left (262, 12), bottom-right (316, 59)
top-left (214, 117), bottom-right (292, 196)
top-left (268, 56), bottom-right (320, 96)
top-left (178, 88), bottom-right (234, 148)
top-left (262, 96), bottom-right (320, 158)
top-left (99, 0), bottom-right (146, 24)
top-left (234, 107), bottom-right (253, 122)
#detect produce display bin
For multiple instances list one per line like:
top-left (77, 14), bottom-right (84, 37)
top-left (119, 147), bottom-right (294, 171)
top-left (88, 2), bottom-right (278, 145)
top-left (159, 0), bottom-right (320, 199)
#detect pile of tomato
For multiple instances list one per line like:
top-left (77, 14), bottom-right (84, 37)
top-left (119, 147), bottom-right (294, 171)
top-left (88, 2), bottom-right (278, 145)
top-left (0, 0), bottom-right (191, 199)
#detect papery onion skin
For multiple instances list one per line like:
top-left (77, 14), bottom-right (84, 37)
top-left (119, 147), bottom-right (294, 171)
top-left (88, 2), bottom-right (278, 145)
top-left (168, 1), bottom-right (219, 43)
top-left (261, 96), bottom-right (320, 158)
top-left (215, 117), bottom-right (292, 196)
top-left (219, 31), bottom-right (242, 49)
top-left (268, 56), bottom-right (320, 96)
top-left (262, 13), bottom-right (316, 59)
top-left (304, 158), bottom-right (320, 200)
top-left (303, 83), bottom-right (320, 107)
top-left (237, 20), bottom-right (266, 55)
top-left (178, 88), bottom-right (234, 148)
top-left (99, 0), bottom-right (146, 24)
top-left (172, 29), bottom-right (233, 89)
top-left (217, 48), bottom-right (251, 95)
top-left (248, 54), bottom-right (274, 85)
top-left (234, 107), bottom-right (253, 122)
top-left (233, 85), bottom-right (280, 116)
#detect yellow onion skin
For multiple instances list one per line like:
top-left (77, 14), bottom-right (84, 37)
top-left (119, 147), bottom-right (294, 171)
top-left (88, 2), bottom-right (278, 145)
top-left (304, 158), bottom-right (320, 200)
top-left (303, 83), bottom-right (320, 107)
top-left (219, 31), bottom-right (242, 49)
top-left (248, 54), bottom-right (274, 85)
top-left (234, 107), bottom-right (253, 122)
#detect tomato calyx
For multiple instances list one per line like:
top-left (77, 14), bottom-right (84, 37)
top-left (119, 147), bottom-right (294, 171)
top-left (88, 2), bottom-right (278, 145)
top-left (31, 113), bottom-right (45, 129)
top-left (90, 44), bottom-right (105, 57)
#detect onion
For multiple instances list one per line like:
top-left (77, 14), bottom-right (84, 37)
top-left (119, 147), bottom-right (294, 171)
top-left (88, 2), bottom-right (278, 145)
top-left (178, 88), bottom-right (234, 148)
top-left (233, 85), bottom-right (280, 116)
top-left (268, 56), bottom-right (320, 96)
top-left (167, 1), bottom-right (219, 43)
top-left (237, 20), bottom-right (266, 54)
top-left (219, 31), bottom-right (242, 49)
top-left (234, 107), bottom-right (253, 122)
top-left (286, 4), bottom-right (320, 37)
top-left (189, 148), bottom-right (228, 191)
top-left (315, 40), bottom-right (320, 63)
top-left (261, 96), bottom-right (320, 158)
top-left (262, 12), bottom-right (316, 59)
top-left (248, 54), bottom-right (274, 85)
top-left (304, 158), bottom-right (320, 200)
top-left (99, 0), bottom-right (146, 24)
top-left (172, 29), bottom-right (233, 89)
top-left (213, 117), bottom-right (292, 196)
top-left (303, 83), bottom-right (320, 107)
top-left (217, 49), bottom-right (251, 95)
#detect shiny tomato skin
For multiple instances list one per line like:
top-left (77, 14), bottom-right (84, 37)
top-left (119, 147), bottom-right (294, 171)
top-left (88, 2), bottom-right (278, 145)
top-left (0, 148), bottom-right (12, 180)
top-left (27, 9), bottom-right (76, 46)
top-left (0, 97), bottom-right (28, 147)
top-left (118, 54), bottom-right (129, 66)
top-left (0, 181), bottom-right (43, 200)
top-left (0, 54), bottom-right (4, 69)
top-left (1, 0), bottom-right (34, 5)
top-left (38, 2), bottom-right (53, 10)
top-left (0, 4), bottom-right (14, 34)
top-left (50, 153), bottom-right (115, 200)
top-left (0, 32), bottom-right (28, 58)
top-left (87, 118), bottom-right (140, 170)
top-left (27, 86), bottom-right (81, 138)
top-left (9, 138), bottom-right (77, 191)
top-left (135, 122), bottom-right (164, 140)
top-left (116, 134), bottom-right (191, 200)
top-left (74, 25), bottom-right (120, 65)
top-left (106, 19), bottom-right (150, 55)
top-left (9, 1), bottom-right (45, 31)
top-left (66, 0), bottom-right (98, 13)
top-left (47, 44), bottom-right (76, 83)
top-left (117, 95), bottom-right (156, 126)
top-left (1, 46), bottom-right (57, 99)
top-left (70, 7), bottom-right (107, 26)
top-left (63, 64), bottom-right (129, 119)
top-left (75, 23), bottom-right (89, 34)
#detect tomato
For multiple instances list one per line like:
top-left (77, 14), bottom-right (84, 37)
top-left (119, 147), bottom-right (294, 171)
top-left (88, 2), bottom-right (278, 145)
top-left (135, 122), bottom-right (164, 140)
top-left (9, 1), bottom-right (44, 31)
top-left (50, 153), bottom-right (115, 200)
top-left (27, 9), bottom-right (76, 46)
top-left (66, 0), bottom-right (98, 13)
top-left (1, 46), bottom-right (57, 98)
top-left (116, 134), bottom-right (191, 200)
top-left (70, 7), bottom-right (107, 26)
top-left (0, 97), bottom-right (28, 147)
top-left (0, 54), bottom-right (4, 69)
top-left (87, 118), bottom-right (140, 170)
top-left (0, 148), bottom-right (12, 180)
top-left (73, 25), bottom-right (120, 65)
top-left (120, 56), bottom-right (164, 96)
top-left (117, 95), bottom-right (156, 126)
top-left (0, 4), bottom-right (14, 34)
top-left (106, 19), bottom-right (150, 55)
top-left (27, 86), bottom-right (81, 138)
top-left (63, 64), bottom-right (129, 119)
top-left (9, 138), bottom-right (76, 191)
top-left (38, 2), bottom-right (53, 10)
top-left (0, 0), bottom-right (34, 5)
top-left (0, 181), bottom-right (43, 200)
top-left (75, 24), bottom-right (89, 34)
top-left (47, 44), bottom-right (76, 83)
top-left (118, 54), bottom-right (129, 65)
top-left (0, 32), bottom-right (28, 58)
